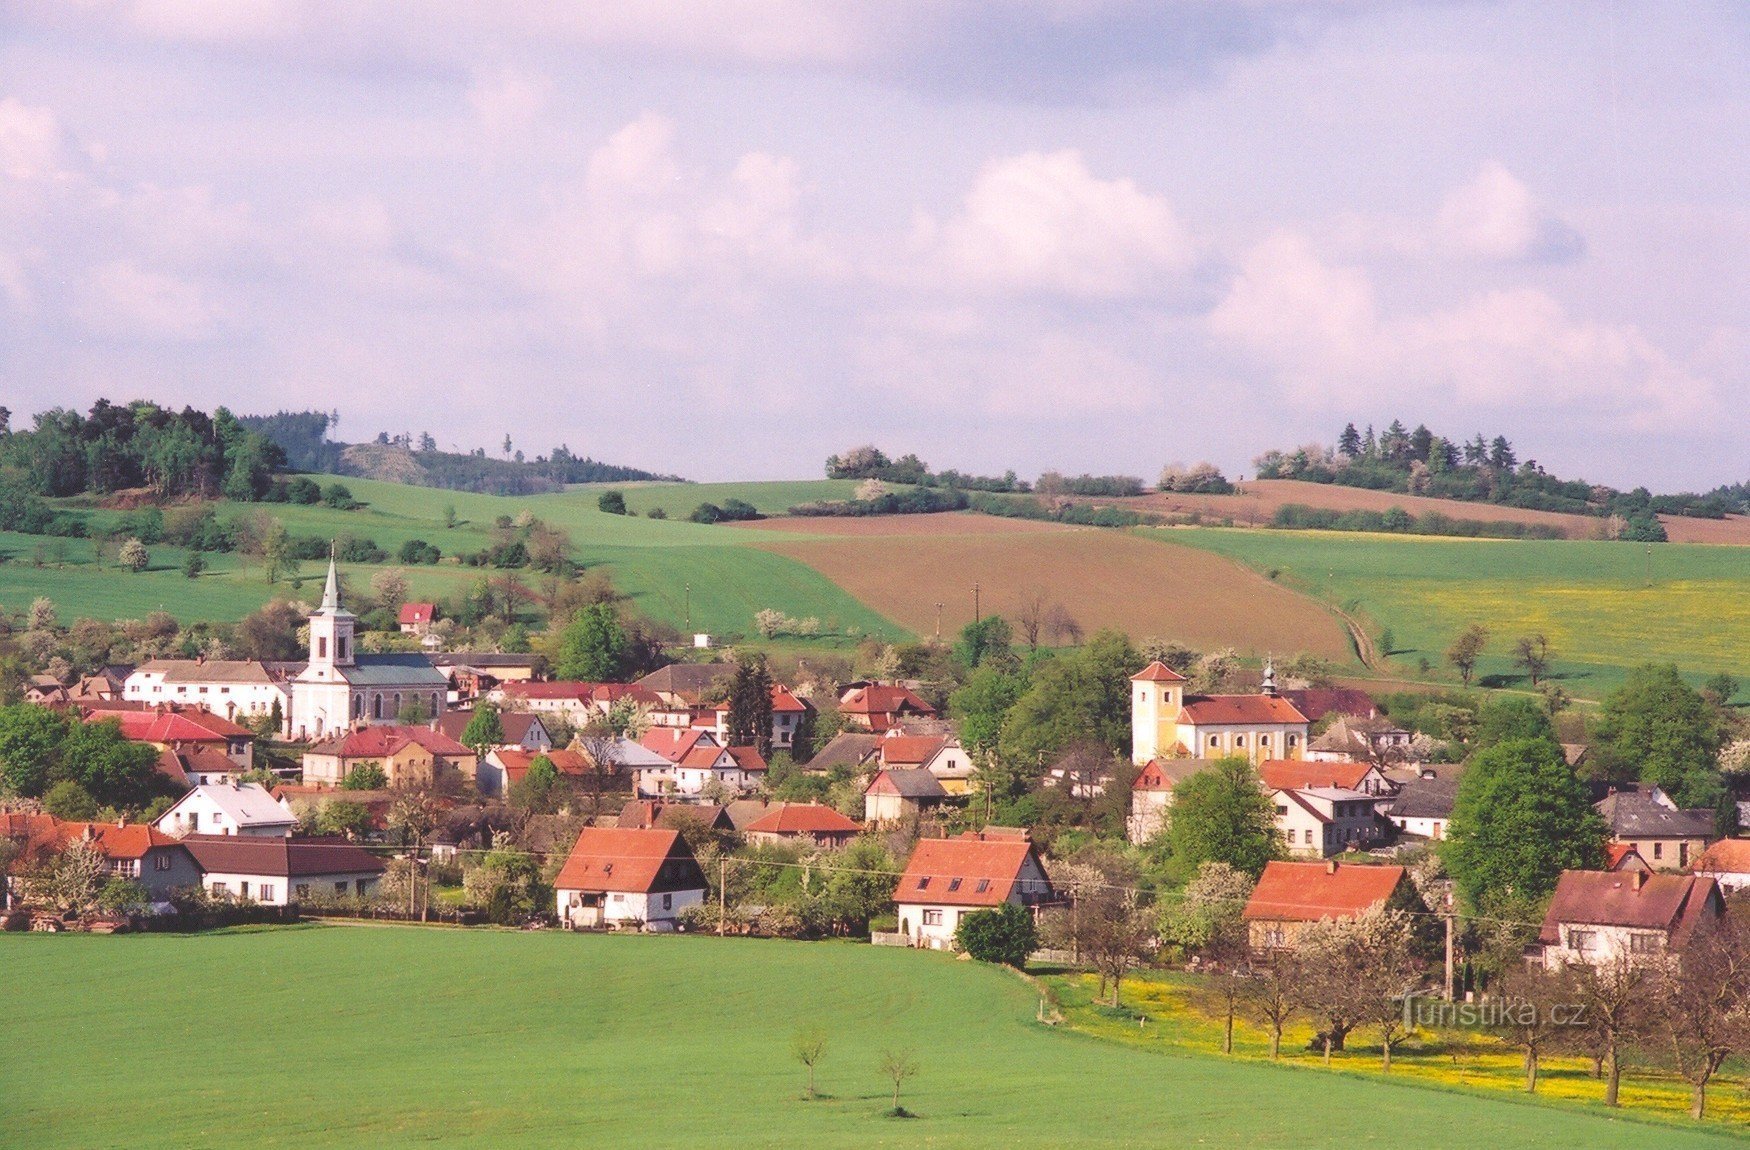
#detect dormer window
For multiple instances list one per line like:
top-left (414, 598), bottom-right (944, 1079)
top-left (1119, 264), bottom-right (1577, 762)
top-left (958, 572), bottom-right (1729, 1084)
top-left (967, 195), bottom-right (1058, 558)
top-left (916, 877), bottom-right (930, 890)
top-left (948, 878), bottom-right (962, 892)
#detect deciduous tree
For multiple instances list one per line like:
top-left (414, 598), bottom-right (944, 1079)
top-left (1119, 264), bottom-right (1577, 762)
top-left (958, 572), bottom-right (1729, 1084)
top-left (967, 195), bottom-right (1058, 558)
top-left (1443, 737), bottom-right (1604, 910)
top-left (1446, 624), bottom-right (1488, 685)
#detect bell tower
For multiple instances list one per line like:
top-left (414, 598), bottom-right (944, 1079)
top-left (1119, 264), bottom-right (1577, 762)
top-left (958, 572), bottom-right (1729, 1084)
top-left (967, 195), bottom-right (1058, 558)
top-left (1130, 661), bottom-right (1186, 764)
top-left (308, 550), bottom-right (357, 672)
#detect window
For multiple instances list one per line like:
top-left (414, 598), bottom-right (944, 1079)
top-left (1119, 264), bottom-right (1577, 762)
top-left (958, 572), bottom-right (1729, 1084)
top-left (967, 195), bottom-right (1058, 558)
top-left (1208, 736), bottom-right (1219, 748)
top-left (295, 884), bottom-right (310, 899)
top-left (211, 883), bottom-right (226, 896)
top-left (1653, 842), bottom-right (1663, 860)
top-left (155, 854), bottom-right (171, 871)
top-left (662, 893), bottom-right (673, 911)
top-left (335, 882), bottom-right (347, 894)
top-left (1235, 735), bottom-right (1245, 747)
top-left (1629, 933), bottom-right (1661, 955)
top-left (1274, 805), bottom-right (1288, 816)
top-left (1259, 736), bottom-right (1270, 748)
top-left (947, 878), bottom-right (962, 892)
top-left (355, 880), bottom-right (368, 896)
top-left (372, 695), bottom-right (383, 719)
top-left (916, 877), bottom-right (930, 890)
top-left (260, 884), bottom-right (275, 903)
top-left (975, 879), bottom-right (990, 893)
top-left (338, 637), bottom-right (348, 660)
top-left (1288, 734), bottom-right (1299, 747)
top-left (1567, 929), bottom-right (1596, 952)
top-left (240, 882), bottom-right (251, 898)
top-left (318, 637), bottom-right (328, 659)
top-left (922, 910), bottom-right (943, 926)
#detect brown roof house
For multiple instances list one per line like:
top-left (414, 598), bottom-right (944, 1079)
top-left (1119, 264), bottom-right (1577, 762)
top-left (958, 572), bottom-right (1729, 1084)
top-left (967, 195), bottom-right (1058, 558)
top-left (1596, 787), bottom-right (1715, 871)
top-left (1535, 869), bottom-right (1723, 969)
top-left (553, 827), bottom-right (708, 931)
top-left (892, 830), bottom-right (1057, 951)
top-left (180, 834), bottom-right (386, 906)
top-left (743, 802), bottom-right (860, 848)
top-left (864, 768), bottom-right (951, 825)
top-left (1242, 859), bottom-right (1411, 954)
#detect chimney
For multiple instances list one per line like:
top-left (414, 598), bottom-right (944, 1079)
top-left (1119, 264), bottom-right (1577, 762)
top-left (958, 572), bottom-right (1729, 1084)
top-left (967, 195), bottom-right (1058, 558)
top-left (1325, 858), bottom-right (1338, 874)
top-left (117, 815), bottom-right (127, 828)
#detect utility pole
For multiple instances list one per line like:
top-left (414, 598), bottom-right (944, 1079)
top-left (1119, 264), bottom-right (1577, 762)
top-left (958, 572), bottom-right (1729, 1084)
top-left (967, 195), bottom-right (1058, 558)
top-left (685, 582), bottom-right (692, 630)
top-left (934, 602), bottom-right (943, 643)
top-left (973, 582), bottom-right (981, 625)
top-left (718, 855), bottom-right (726, 936)
top-left (1443, 886), bottom-right (1456, 1002)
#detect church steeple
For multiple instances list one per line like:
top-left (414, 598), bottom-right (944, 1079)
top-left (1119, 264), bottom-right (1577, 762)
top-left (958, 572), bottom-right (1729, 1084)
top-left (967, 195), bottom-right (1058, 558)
top-left (320, 545), bottom-right (341, 612)
top-left (308, 547), bottom-right (356, 669)
top-left (1261, 654), bottom-right (1278, 697)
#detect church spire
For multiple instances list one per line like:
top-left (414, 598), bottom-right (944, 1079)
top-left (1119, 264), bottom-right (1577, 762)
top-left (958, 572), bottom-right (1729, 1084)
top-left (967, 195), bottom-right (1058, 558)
top-left (1261, 653), bottom-right (1277, 697)
top-left (321, 543), bottom-right (340, 612)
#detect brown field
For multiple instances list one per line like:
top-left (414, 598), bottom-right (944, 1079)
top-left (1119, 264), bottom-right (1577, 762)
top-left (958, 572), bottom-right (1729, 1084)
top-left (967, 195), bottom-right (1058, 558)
top-left (740, 512), bottom-right (1067, 537)
top-left (1661, 513), bottom-right (1750, 544)
top-left (757, 527), bottom-right (1354, 659)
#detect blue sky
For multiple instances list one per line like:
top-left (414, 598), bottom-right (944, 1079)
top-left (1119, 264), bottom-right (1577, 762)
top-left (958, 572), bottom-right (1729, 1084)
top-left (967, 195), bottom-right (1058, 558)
top-left (2, 2), bottom-right (1746, 489)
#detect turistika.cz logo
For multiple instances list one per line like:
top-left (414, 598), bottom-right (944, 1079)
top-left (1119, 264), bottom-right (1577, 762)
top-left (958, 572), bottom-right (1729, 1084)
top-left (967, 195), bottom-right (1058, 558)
top-left (1403, 993), bottom-right (1588, 1031)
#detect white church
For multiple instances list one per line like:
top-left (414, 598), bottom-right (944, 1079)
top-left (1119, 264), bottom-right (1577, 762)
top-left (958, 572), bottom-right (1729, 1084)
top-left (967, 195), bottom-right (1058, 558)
top-left (288, 557), bottom-right (450, 741)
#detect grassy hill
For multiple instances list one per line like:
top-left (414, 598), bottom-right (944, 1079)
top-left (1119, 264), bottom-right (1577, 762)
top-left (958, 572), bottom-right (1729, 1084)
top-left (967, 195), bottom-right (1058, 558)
top-left (5, 926), bottom-right (1744, 1149)
top-left (1160, 527), bottom-right (1750, 699)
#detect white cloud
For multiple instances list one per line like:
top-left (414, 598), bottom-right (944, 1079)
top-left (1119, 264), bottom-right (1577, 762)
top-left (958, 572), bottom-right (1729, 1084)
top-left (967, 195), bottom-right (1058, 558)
top-left (0, 97), bottom-right (68, 181)
top-left (78, 259), bottom-right (223, 340)
top-left (1436, 161), bottom-right (1583, 264)
top-left (1209, 231), bottom-right (1711, 428)
top-left (915, 149), bottom-right (1196, 298)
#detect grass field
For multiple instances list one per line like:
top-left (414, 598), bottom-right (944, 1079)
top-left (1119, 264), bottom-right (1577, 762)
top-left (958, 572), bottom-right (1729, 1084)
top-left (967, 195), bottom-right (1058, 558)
top-left (4, 926), bottom-right (1744, 1149)
top-left (1158, 527), bottom-right (1750, 698)
top-left (1045, 968), bottom-right (1750, 1131)
top-left (754, 516), bottom-right (1355, 660)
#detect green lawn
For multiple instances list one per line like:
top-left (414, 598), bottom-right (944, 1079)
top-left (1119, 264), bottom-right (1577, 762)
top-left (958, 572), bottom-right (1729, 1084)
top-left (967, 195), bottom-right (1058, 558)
top-left (0, 478), bottom-right (907, 641)
top-left (2, 927), bottom-right (1744, 1148)
top-left (1156, 528), bottom-right (1750, 700)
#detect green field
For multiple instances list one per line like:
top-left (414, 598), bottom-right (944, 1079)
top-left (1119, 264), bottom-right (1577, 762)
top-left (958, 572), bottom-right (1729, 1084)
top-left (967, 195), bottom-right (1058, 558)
top-left (0, 478), bottom-right (905, 642)
top-left (1157, 528), bottom-right (1750, 699)
top-left (4, 926), bottom-right (1743, 1149)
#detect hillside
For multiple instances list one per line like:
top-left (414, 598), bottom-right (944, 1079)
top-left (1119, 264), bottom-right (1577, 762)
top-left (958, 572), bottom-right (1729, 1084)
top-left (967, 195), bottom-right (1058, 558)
top-left (6, 928), bottom-right (1740, 1149)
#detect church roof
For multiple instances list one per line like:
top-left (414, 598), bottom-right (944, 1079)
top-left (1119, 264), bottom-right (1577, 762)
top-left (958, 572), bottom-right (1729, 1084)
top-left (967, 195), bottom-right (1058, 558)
top-left (332, 655), bottom-right (449, 688)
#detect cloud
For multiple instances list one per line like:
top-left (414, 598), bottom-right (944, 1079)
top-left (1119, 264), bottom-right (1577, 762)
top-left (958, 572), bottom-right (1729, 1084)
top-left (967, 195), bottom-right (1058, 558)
top-left (466, 67), bottom-right (552, 138)
top-left (913, 149), bottom-right (1196, 298)
top-left (1209, 231), bottom-right (1711, 428)
top-left (1436, 161), bottom-right (1584, 264)
top-left (0, 97), bottom-right (68, 181)
top-left (77, 259), bottom-right (223, 340)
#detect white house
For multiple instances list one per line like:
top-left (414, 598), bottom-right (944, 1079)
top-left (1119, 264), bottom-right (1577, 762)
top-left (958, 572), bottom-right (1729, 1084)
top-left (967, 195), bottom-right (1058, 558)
top-left (1272, 787), bottom-right (1383, 858)
top-left (124, 660), bottom-right (290, 726)
top-left (1131, 660), bottom-right (1310, 766)
top-left (1535, 870), bottom-right (1723, 970)
top-left (157, 782), bottom-right (296, 838)
top-left (1691, 840), bottom-right (1750, 895)
top-left (891, 831), bottom-right (1057, 950)
top-left (634, 728), bottom-right (761, 798)
top-left (179, 835), bottom-right (387, 906)
top-left (553, 827), bottom-right (708, 930)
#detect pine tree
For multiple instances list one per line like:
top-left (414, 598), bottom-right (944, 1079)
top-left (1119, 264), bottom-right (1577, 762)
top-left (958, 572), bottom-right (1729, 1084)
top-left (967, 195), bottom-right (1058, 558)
top-left (1337, 423), bottom-right (1361, 457)
top-left (1361, 424), bottom-right (1377, 457)
top-left (725, 653), bottom-right (775, 757)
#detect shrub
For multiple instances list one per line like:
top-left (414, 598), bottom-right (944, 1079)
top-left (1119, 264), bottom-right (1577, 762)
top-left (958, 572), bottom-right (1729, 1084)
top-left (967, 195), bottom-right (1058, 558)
top-left (597, 491), bottom-right (627, 515)
top-left (954, 903), bottom-right (1038, 968)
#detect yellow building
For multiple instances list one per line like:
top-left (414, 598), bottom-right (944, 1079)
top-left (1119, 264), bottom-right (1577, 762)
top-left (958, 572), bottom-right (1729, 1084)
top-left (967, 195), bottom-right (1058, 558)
top-left (1130, 661), bottom-right (1310, 766)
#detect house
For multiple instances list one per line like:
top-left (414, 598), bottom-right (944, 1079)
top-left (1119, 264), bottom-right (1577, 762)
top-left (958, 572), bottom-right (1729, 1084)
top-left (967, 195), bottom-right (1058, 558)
top-left (743, 803), bottom-right (861, 848)
top-left (635, 662), bottom-right (734, 710)
top-left (694, 684), bottom-right (815, 752)
top-left (1242, 860), bottom-right (1410, 953)
top-left (123, 659), bottom-right (290, 727)
top-left (156, 743), bottom-right (251, 788)
top-left (1596, 788), bottom-right (1715, 870)
top-left (1607, 843), bottom-right (1654, 874)
top-left (180, 835), bottom-right (387, 905)
top-left (635, 729), bottom-right (761, 799)
top-left (24, 674), bottom-right (70, 705)
top-left (838, 684), bottom-right (937, 733)
top-left (1272, 787), bottom-right (1383, 858)
top-left (864, 768), bottom-right (950, 824)
top-left (553, 827), bottom-right (708, 930)
top-left (435, 709), bottom-right (553, 753)
top-left (879, 731), bottom-right (975, 795)
top-left (1383, 774), bottom-right (1462, 842)
top-left (156, 783), bottom-right (296, 838)
top-left (397, 602), bottom-right (436, 635)
top-left (86, 703), bottom-right (256, 768)
top-left (288, 557), bottom-right (449, 739)
top-left (1690, 839), bottom-right (1750, 894)
top-left (429, 653), bottom-right (544, 704)
top-left (478, 748), bottom-right (602, 799)
top-left (892, 830), bottom-right (1057, 950)
top-left (808, 732), bottom-right (881, 773)
top-left (1259, 759), bottom-right (1394, 797)
top-left (615, 800), bottom-right (734, 833)
top-left (301, 725), bottom-right (478, 789)
top-left (1535, 869), bottom-right (1723, 969)
top-left (1125, 758), bottom-right (1221, 844)
top-left (1130, 661), bottom-right (1309, 766)
top-left (1306, 714), bottom-right (1415, 764)
top-left (1, 815), bottom-right (202, 904)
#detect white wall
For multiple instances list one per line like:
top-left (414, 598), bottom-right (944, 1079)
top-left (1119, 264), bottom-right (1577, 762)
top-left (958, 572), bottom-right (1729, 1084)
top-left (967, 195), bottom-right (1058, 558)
top-left (204, 870), bottom-right (381, 906)
top-left (557, 886), bottom-right (704, 928)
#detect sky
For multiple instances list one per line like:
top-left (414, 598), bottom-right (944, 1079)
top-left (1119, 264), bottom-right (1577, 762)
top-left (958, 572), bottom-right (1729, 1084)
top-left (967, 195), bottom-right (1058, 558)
top-left (2, 1), bottom-right (1747, 489)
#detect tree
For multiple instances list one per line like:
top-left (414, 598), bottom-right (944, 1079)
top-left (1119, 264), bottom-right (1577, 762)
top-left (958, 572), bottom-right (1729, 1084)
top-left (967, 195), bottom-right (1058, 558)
top-left (954, 616), bottom-right (1016, 671)
top-left (878, 1049), bottom-right (918, 1116)
top-left (316, 801), bottom-right (371, 839)
top-left (1491, 963), bottom-right (1574, 1092)
top-left (1159, 860), bottom-right (1253, 954)
top-left (792, 1028), bottom-right (827, 1101)
top-left (1349, 909), bottom-right (1424, 1071)
top-left (1512, 633), bottom-right (1553, 686)
top-left (182, 551), bottom-right (205, 579)
top-left (1050, 851), bottom-right (1155, 1006)
top-left (342, 764), bottom-right (387, 790)
top-left (725, 652), bottom-right (775, 757)
top-left (118, 537), bottom-right (149, 573)
top-left (1244, 952), bottom-right (1300, 1059)
top-left (1443, 737), bottom-right (1605, 910)
top-left (949, 665), bottom-right (1027, 761)
top-left (44, 779), bottom-right (98, 820)
top-left (511, 754), bottom-right (562, 813)
top-left (955, 903), bottom-right (1038, 968)
top-left (1656, 914), bottom-right (1750, 1120)
top-left (597, 491), bottom-right (627, 515)
top-left (461, 704), bottom-right (505, 757)
top-left (0, 702), bottom-right (71, 796)
top-left (1446, 624), bottom-right (1488, 686)
top-left (1337, 422), bottom-right (1361, 457)
top-left (370, 569), bottom-right (410, 615)
top-left (553, 602), bottom-right (626, 681)
top-left (998, 630), bottom-right (1138, 764)
top-left (29, 840), bottom-right (106, 914)
top-left (1161, 758), bottom-right (1281, 881)
top-left (1574, 954), bottom-right (1653, 1107)
top-left (1592, 663), bottom-right (1728, 806)
top-left (464, 835), bottom-right (544, 924)
top-left (261, 518), bottom-right (290, 584)
top-left (1473, 695), bottom-right (1555, 750)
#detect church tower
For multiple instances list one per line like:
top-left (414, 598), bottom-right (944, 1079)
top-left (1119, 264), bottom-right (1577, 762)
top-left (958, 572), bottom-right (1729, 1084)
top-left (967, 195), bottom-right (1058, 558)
top-left (307, 552), bottom-right (357, 672)
top-left (1130, 661), bottom-right (1186, 764)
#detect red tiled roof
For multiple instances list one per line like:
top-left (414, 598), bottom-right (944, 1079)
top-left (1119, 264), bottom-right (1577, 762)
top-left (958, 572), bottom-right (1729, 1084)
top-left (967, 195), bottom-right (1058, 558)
top-left (880, 735), bottom-right (945, 767)
top-left (1132, 759), bottom-right (1217, 792)
top-left (49, 819), bottom-right (183, 860)
top-left (1539, 871), bottom-right (1722, 947)
top-left (398, 602), bottom-right (435, 625)
top-left (726, 746), bottom-right (768, 772)
top-left (553, 827), bottom-right (703, 894)
top-left (311, 725), bottom-right (472, 759)
top-left (840, 685), bottom-right (936, 718)
top-left (640, 727), bottom-right (714, 763)
top-left (493, 749), bottom-right (592, 783)
top-left (1694, 839), bottom-right (1750, 876)
top-left (1259, 760), bottom-right (1375, 792)
top-left (679, 745), bottom-right (732, 769)
top-left (894, 835), bottom-right (1048, 908)
top-left (1179, 695), bottom-right (1309, 726)
top-left (501, 681), bottom-right (602, 701)
top-left (1607, 843), bottom-right (1650, 871)
top-left (1131, 661), bottom-right (1187, 683)
top-left (770, 685), bottom-right (810, 714)
top-left (744, 803), bottom-right (859, 835)
top-left (94, 708), bottom-right (252, 744)
top-left (1242, 861), bottom-right (1405, 922)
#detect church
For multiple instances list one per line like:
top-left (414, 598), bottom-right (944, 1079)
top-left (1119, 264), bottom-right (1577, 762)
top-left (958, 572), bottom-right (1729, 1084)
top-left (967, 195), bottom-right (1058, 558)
top-left (288, 557), bottom-right (450, 741)
top-left (1130, 659), bottom-right (1310, 766)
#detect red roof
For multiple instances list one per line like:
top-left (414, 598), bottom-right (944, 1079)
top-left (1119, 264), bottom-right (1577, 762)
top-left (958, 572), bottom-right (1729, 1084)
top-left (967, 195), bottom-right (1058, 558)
top-left (1606, 843), bottom-right (1651, 872)
top-left (44, 819), bottom-right (182, 860)
top-left (1278, 687), bottom-right (1378, 722)
top-left (1131, 661), bottom-right (1187, 683)
top-left (1259, 760), bottom-right (1375, 792)
top-left (1694, 839), bottom-right (1750, 876)
top-left (493, 749), bottom-right (592, 784)
top-left (1242, 861), bottom-right (1406, 922)
top-left (311, 725), bottom-right (472, 759)
top-left (1539, 871), bottom-right (1722, 947)
top-left (94, 708), bottom-right (252, 744)
top-left (553, 827), bottom-right (704, 894)
top-left (501, 681), bottom-right (601, 701)
top-left (640, 727), bottom-right (715, 763)
top-left (880, 735), bottom-right (945, 767)
top-left (1179, 695), bottom-right (1308, 726)
top-left (840, 685), bottom-right (936, 724)
top-left (894, 834), bottom-right (1050, 908)
top-left (726, 745), bottom-right (768, 772)
top-left (398, 602), bottom-right (436, 625)
top-left (744, 803), bottom-right (859, 836)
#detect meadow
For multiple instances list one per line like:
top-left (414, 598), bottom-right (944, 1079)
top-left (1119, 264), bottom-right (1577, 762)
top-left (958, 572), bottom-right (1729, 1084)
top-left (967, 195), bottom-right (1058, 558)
top-left (1159, 527), bottom-right (1750, 699)
top-left (4, 926), bottom-right (1745, 1149)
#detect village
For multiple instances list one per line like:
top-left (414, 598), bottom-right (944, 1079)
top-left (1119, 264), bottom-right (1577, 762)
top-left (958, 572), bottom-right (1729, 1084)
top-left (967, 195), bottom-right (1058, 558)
top-left (5, 553), bottom-right (1749, 1123)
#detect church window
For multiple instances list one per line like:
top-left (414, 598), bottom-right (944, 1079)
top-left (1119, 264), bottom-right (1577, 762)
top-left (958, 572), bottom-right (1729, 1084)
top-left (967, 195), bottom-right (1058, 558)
top-left (372, 695), bottom-right (383, 720)
top-left (318, 637), bottom-right (328, 659)
top-left (338, 636), bottom-right (348, 660)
